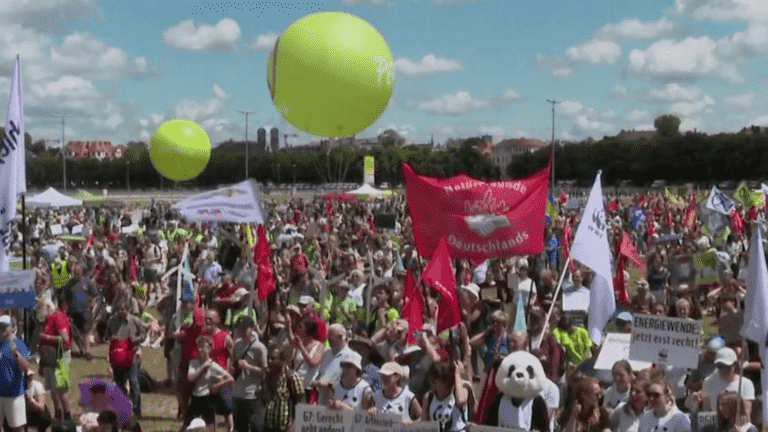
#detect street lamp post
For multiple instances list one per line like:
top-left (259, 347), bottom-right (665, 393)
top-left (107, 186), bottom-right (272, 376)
top-left (292, 162), bottom-right (296, 186)
top-left (238, 110), bottom-right (256, 180)
top-left (277, 163), bottom-right (281, 186)
top-left (546, 99), bottom-right (559, 191)
top-left (126, 161), bottom-right (130, 192)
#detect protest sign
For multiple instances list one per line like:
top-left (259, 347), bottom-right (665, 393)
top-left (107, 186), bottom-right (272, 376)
top-left (352, 409), bottom-right (401, 432)
top-left (594, 333), bottom-right (652, 371)
top-left (670, 254), bottom-right (694, 287)
top-left (70, 224), bottom-right (83, 235)
top-left (695, 411), bottom-right (717, 432)
top-left (294, 404), bottom-right (354, 432)
top-left (469, 424), bottom-right (526, 432)
top-left (629, 314), bottom-right (702, 368)
top-left (50, 224), bottom-right (63, 235)
top-left (400, 422), bottom-right (439, 432)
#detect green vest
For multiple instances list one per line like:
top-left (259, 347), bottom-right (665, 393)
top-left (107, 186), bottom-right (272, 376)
top-left (225, 306), bottom-right (258, 329)
top-left (51, 261), bottom-right (70, 290)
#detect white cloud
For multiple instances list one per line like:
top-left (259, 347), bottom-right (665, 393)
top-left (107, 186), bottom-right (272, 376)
top-left (31, 75), bottom-right (101, 99)
top-left (170, 84), bottom-right (232, 122)
top-left (551, 67), bottom-right (574, 79)
top-left (628, 37), bottom-right (742, 82)
top-left (609, 84), bottom-right (630, 99)
top-left (723, 92), bottom-right (755, 107)
top-left (749, 114), bottom-right (768, 126)
top-left (50, 32), bottom-right (158, 80)
top-left (566, 39), bottom-right (622, 64)
top-left (670, 95), bottom-right (715, 117)
top-left (596, 17), bottom-right (676, 40)
top-left (418, 91), bottom-right (488, 115)
top-left (433, 0), bottom-right (481, 4)
top-left (559, 100), bottom-right (584, 117)
top-left (394, 54), bottom-right (463, 79)
top-left (574, 115), bottom-right (615, 133)
top-left (648, 84), bottom-right (707, 103)
top-left (249, 32), bottom-right (278, 52)
top-left (0, 0), bottom-right (100, 33)
top-left (163, 19), bottom-right (241, 51)
top-left (676, 0), bottom-right (768, 23)
top-left (479, 126), bottom-right (530, 139)
top-left (0, 24), bottom-right (51, 65)
top-left (717, 24), bottom-right (768, 58)
top-left (626, 110), bottom-right (650, 121)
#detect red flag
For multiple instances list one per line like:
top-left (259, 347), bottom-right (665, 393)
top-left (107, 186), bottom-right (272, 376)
top-left (325, 202), bottom-right (333, 220)
top-left (607, 200), bottom-right (618, 213)
top-left (401, 270), bottom-right (424, 345)
top-left (86, 231), bottom-right (94, 247)
top-left (255, 224), bottom-right (275, 301)
top-left (731, 209), bottom-right (744, 236)
top-left (613, 256), bottom-right (628, 304)
top-left (562, 219), bottom-right (577, 273)
top-left (647, 217), bottom-right (655, 246)
top-left (129, 255), bottom-right (138, 282)
top-left (619, 231), bottom-right (646, 270)
top-left (559, 189), bottom-right (568, 205)
top-left (473, 366), bottom-right (499, 424)
top-left (665, 208), bottom-right (673, 228)
top-left (684, 195), bottom-right (697, 228)
top-left (402, 160), bottom-right (550, 260)
top-left (420, 237), bottom-right (461, 333)
top-left (748, 205), bottom-right (758, 221)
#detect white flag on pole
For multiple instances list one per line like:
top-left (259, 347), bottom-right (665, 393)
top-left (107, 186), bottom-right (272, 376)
top-left (740, 224), bottom-right (768, 424)
top-left (0, 55), bottom-right (25, 273)
top-left (705, 186), bottom-right (735, 215)
top-left (570, 172), bottom-right (615, 344)
top-left (174, 179), bottom-right (265, 224)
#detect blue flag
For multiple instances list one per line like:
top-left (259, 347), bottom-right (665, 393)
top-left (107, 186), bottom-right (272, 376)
top-left (630, 206), bottom-right (647, 230)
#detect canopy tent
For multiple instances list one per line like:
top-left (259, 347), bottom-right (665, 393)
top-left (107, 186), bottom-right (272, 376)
top-left (26, 187), bottom-right (83, 207)
top-left (349, 184), bottom-right (388, 198)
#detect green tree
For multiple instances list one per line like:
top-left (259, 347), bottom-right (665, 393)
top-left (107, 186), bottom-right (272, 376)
top-left (654, 114), bottom-right (681, 138)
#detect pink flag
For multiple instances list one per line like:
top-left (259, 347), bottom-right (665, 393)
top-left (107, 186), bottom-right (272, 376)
top-left (255, 224), bottom-right (275, 301)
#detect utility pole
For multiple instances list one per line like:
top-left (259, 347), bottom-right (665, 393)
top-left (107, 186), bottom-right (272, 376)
top-left (283, 133), bottom-right (298, 148)
top-left (546, 100), bottom-right (559, 191)
top-left (237, 110), bottom-right (256, 180)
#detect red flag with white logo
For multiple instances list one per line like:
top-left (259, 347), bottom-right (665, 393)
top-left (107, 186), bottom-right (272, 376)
top-left (420, 237), bottom-right (461, 333)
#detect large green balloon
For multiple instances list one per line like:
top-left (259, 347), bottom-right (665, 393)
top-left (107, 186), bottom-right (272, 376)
top-left (149, 119), bottom-right (211, 182)
top-left (268, 12), bottom-right (395, 138)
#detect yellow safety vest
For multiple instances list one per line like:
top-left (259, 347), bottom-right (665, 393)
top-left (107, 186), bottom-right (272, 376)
top-left (51, 260), bottom-right (70, 290)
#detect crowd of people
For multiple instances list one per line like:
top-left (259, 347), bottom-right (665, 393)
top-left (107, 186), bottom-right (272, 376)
top-left (0, 186), bottom-right (764, 432)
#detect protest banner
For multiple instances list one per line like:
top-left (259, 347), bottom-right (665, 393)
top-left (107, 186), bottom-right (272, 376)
top-left (695, 411), bottom-right (717, 432)
top-left (594, 333), bottom-right (652, 371)
top-left (294, 404), bottom-right (354, 432)
top-left (70, 224), bottom-right (83, 235)
top-left (352, 408), bottom-right (402, 432)
top-left (629, 314), bottom-right (702, 368)
top-left (400, 422), bottom-right (439, 432)
top-left (469, 424), bottom-right (526, 432)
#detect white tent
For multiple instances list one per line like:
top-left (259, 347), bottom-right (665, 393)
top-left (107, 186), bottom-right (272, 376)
top-left (349, 184), bottom-right (386, 198)
top-left (26, 187), bottom-right (83, 207)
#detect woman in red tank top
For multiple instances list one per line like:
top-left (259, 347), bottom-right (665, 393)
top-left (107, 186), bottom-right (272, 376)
top-left (204, 309), bottom-right (235, 432)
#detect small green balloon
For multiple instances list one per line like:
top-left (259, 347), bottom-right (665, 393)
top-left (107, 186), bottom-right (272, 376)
top-left (268, 12), bottom-right (395, 138)
top-left (149, 119), bottom-right (211, 182)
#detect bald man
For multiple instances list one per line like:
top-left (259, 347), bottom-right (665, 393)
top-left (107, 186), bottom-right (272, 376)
top-left (312, 324), bottom-right (352, 405)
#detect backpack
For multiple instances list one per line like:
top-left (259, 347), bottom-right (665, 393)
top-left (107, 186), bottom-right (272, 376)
top-left (109, 338), bottom-right (134, 368)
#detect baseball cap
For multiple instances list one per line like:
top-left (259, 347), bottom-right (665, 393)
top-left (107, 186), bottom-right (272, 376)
top-left (187, 418), bottom-right (207, 431)
top-left (233, 288), bottom-right (249, 301)
top-left (461, 283), bottom-right (480, 299)
top-left (616, 312), bottom-right (633, 322)
top-left (714, 347), bottom-right (738, 366)
top-left (379, 362), bottom-right (404, 377)
top-left (298, 295), bottom-right (315, 306)
top-left (340, 352), bottom-right (363, 371)
top-left (706, 336), bottom-right (726, 353)
top-left (0, 316), bottom-right (12, 327)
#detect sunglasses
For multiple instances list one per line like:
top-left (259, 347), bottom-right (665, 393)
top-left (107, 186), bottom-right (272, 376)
top-left (647, 392), bottom-right (663, 398)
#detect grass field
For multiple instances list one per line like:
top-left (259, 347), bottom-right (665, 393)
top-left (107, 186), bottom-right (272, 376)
top-left (54, 343), bottom-right (180, 432)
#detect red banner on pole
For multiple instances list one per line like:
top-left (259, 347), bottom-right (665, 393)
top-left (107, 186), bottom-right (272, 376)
top-left (402, 161), bottom-right (551, 260)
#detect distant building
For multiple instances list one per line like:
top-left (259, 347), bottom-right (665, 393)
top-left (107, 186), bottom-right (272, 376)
top-left (739, 125), bottom-right (768, 135)
top-left (257, 127), bottom-right (267, 151)
top-left (491, 137), bottom-right (548, 176)
top-left (270, 127), bottom-right (279, 152)
top-left (65, 140), bottom-right (121, 161)
top-left (614, 129), bottom-right (657, 141)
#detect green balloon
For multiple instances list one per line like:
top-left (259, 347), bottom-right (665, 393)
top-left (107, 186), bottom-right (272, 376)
top-left (268, 12), bottom-right (395, 138)
top-left (149, 119), bottom-right (211, 182)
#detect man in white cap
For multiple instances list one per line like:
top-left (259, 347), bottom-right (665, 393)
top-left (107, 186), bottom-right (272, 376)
top-left (313, 324), bottom-right (352, 405)
top-left (701, 347), bottom-right (755, 414)
top-left (0, 315), bottom-right (31, 431)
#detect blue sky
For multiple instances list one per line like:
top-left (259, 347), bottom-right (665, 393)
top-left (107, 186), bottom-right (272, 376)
top-left (5, 0), bottom-right (768, 148)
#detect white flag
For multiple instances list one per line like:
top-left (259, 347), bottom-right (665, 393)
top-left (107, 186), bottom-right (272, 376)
top-left (740, 225), bottom-right (768, 424)
top-left (0, 55), bottom-right (25, 273)
top-left (174, 179), bottom-right (265, 224)
top-left (571, 172), bottom-right (615, 344)
top-left (705, 186), bottom-right (734, 215)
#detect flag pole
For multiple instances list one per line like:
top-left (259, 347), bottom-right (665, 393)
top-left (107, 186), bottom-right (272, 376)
top-left (21, 193), bottom-right (27, 343)
top-left (535, 256), bottom-right (572, 350)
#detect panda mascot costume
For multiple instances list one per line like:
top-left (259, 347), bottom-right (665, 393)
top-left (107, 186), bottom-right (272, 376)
top-left (485, 351), bottom-right (549, 432)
